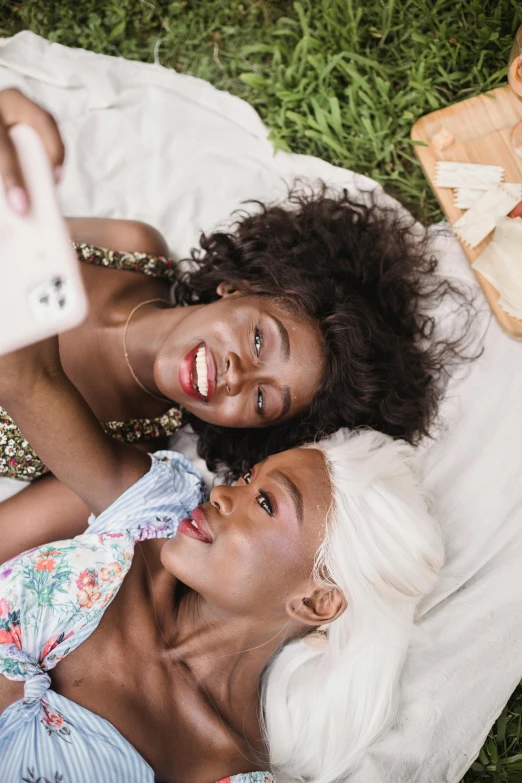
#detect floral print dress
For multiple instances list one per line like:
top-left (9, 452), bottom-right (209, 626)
top-left (0, 243), bottom-right (186, 482)
top-left (0, 450), bottom-right (274, 783)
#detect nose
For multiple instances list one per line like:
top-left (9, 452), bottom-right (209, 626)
top-left (223, 352), bottom-right (254, 396)
top-left (209, 484), bottom-right (235, 515)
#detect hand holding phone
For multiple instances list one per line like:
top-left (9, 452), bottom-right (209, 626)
top-left (0, 123), bottom-right (87, 357)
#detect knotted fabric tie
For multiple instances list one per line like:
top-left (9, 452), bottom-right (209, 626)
top-left (23, 668), bottom-right (51, 702)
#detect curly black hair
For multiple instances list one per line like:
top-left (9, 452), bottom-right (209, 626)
top-left (174, 184), bottom-right (477, 479)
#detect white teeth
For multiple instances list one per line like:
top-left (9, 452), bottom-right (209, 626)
top-left (190, 518), bottom-right (200, 532)
top-left (195, 345), bottom-right (208, 397)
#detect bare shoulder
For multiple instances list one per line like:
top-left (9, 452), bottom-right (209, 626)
top-left (112, 220), bottom-right (170, 257)
top-left (66, 217), bottom-right (170, 257)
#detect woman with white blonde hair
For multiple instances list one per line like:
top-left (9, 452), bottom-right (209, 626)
top-left (266, 430), bottom-right (442, 782)
top-left (0, 335), bottom-right (443, 783)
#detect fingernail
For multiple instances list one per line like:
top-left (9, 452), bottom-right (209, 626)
top-left (7, 186), bottom-right (29, 215)
top-left (54, 165), bottom-right (63, 184)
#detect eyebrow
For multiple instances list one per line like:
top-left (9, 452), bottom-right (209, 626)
top-left (268, 469), bottom-right (304, 525)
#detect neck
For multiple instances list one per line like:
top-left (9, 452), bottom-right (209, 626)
top-left (171, 592), bottom-right (297, 689)
top-left (168, 590), bottom-right (299, 746)
top-left (145, 556), bottom-right (301, 728)
top-left (131, 541), bottom-right (305, 761)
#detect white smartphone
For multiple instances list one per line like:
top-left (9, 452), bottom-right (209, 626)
top-left (0, 123), bottom-right (88, 356)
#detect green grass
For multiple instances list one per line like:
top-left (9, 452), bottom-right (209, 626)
top-left (1, 0), bottom-right (521, 221)
top-left (1, 1), bottom-right (522, 779)
top-left (462, 688), bottom-right (522, 783)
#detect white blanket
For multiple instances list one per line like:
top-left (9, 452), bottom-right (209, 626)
top-left (0, 31), bottom-right (521, 783)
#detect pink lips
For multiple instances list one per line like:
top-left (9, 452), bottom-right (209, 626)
top-left (178, 507), bottom-right (214, 544)
top-left (178, 342), bottom-right (216, 402)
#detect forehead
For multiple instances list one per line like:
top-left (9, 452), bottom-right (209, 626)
top-left (234, 294), bottom-right (319, 336)
top-left (260, 296), bottom-right (317, 333)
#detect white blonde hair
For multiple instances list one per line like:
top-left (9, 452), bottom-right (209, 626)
top-left (262, 428), bottom-right (444, 782)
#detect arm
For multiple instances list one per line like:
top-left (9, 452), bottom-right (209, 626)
top-left (0, 436), bottom-right (168, 565)
top-left (66, 217), bottom-right (169, 257)
top-left (0, 338), bottom-right (151, 518)
top-left (0, 475), bottom-right (90, 564)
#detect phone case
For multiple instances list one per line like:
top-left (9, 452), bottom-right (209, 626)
top-left (0, 123), bottom-right (88, 356)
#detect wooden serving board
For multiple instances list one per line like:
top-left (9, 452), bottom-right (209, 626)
top-left (411, 84), bottom-right (522, 340)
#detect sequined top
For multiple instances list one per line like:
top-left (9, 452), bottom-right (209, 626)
top-left (0, 243), bottom-right (186, 481)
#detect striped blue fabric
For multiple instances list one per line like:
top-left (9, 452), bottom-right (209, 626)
top-left (87, 449), bottom-right (207, 539)
top-left (0, 451), bottom-right (274, 783)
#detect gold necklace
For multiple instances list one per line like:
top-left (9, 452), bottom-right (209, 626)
top-left (123, 298), bottom-right (173, 404)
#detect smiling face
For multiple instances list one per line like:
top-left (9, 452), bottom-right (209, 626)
top-left (153, 291), bottom-right (325, 428)
top-left (160, 447), bottom-right (333, 620)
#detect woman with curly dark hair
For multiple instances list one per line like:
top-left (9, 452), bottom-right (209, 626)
top-left (0, 89), bottom-right (473, 540)
top-left (181, 186), bottom-right (473, 477)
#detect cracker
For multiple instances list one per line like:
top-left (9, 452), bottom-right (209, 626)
top-left (453, 187), bottom-right (484, 210)
top-left (452, 184), bottom-right (522, 248)
top-left (435, 161), bottom-right (504, 190)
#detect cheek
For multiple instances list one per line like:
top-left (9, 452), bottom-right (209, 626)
top-left (212, 530), bottom-right (313, 614)
top-left (162, 529), bottom-right (310, 613)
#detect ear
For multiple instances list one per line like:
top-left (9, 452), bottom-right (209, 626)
top-left (216, 282), bottom-right (242, 298)
top-left (286, 586), bottom-right (346, 629)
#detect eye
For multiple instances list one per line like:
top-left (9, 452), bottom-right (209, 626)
top-left (256, 490), bottom-right (274, 517)
top-left (243, 469), bottom-right (253, 484)
top-left (254, 326), bottom-right (263, 357)
top-left (256, 387), bottom-right (264, 416)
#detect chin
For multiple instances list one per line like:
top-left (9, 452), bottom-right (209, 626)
top-left (160, 537), bottom-right (204, 583)
top-left (152, 365), bottom-right (178, 404)
top-left (183, 406), bottom-right (220, 425)
top-left (159, 538), bottom-right (181, 572)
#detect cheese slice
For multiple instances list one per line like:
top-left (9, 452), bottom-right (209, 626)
top-left (498, 295), bottom-right (522, 319)
top-left (492, 215), bottom-right (522, 250)
top-left (472, 216), bottom-right (522, 319)
top-left (452, 184), bottom-right (522, 248)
